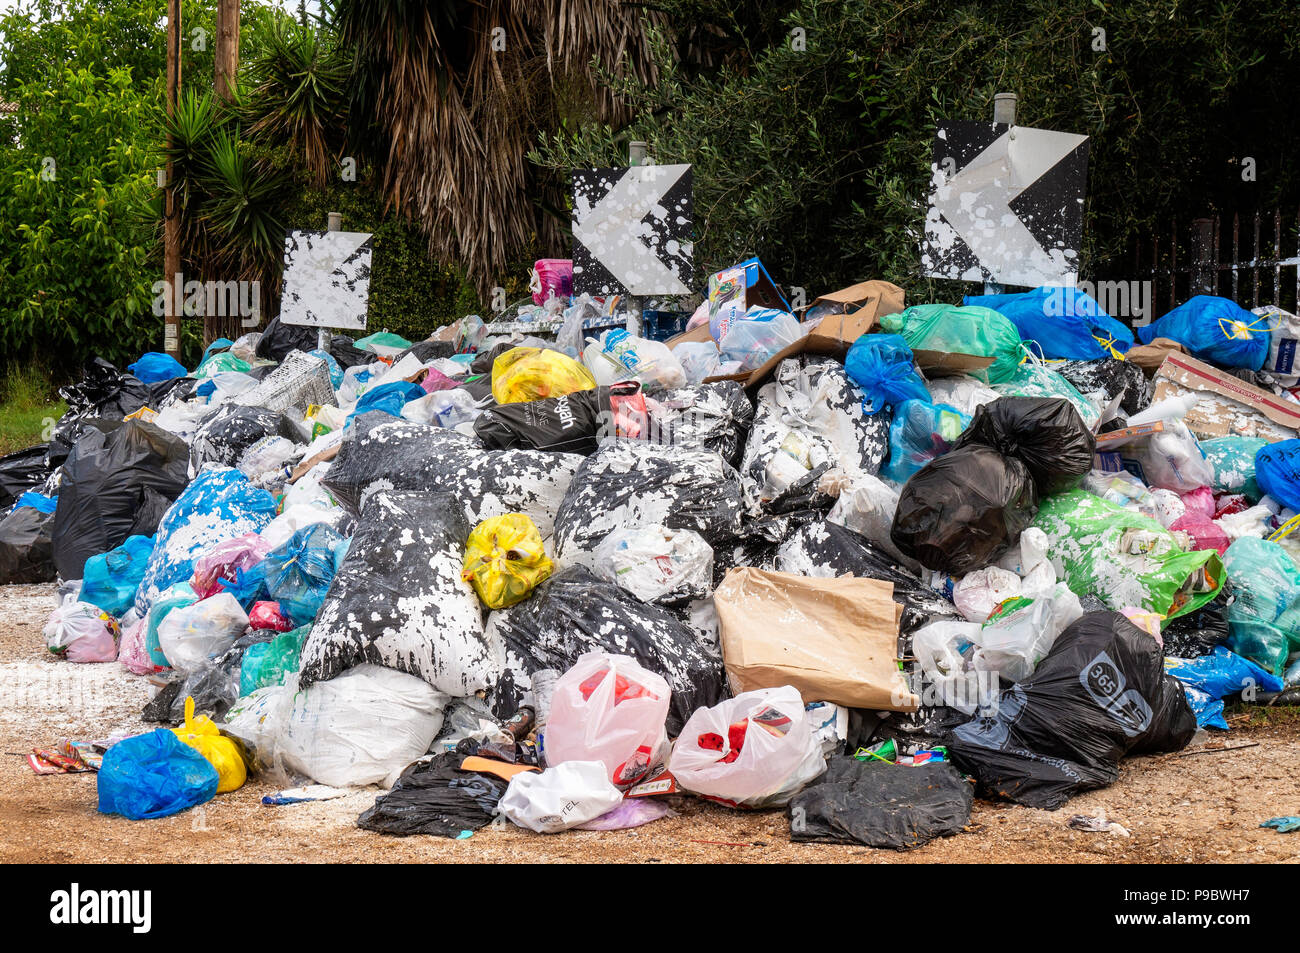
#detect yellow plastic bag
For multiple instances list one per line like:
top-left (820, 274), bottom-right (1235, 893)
top-left (491, 347), bottom-right (596, 404)
top-left (172, 696), bottom-right (247, 793)
top-left (462, 514), bottom-right (554, 609)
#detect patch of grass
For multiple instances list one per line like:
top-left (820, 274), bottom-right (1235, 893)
top-left (0, 365), bottom-right (65, 455)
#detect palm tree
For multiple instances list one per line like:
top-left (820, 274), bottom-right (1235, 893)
top-left (334, 0), bottom-right (663, 296)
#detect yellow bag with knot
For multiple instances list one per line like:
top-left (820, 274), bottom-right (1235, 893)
top-left (172, 696), bottom-right (247, 793)
top-left (491, 346), bottom-right (596, 404)
top-left (462, 514), bottom-right (554, 609)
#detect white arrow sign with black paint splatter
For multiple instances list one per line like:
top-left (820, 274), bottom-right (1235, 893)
top-left (921, 120), bottom-right (1090, 288)
top-left (572, 164), bottom-right (693, 297)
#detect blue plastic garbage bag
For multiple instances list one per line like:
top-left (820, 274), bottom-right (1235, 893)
top-left (346, 381), bottom-right (425, 429)
top-left (1254, 438), bottom-right (1300, 510)
top-left (881, 399), bottom-right (971, 484)
top-left (133, 467), bottom-right (278, 617)
top-left (844, 334), bottom-right (931, 413)
top-left (308, 348), bottom-right (344, 390)
top-left (263, 523), bottom-right (347, 625)
top-left (220, 561), bottom-right (268, 610)
top-left (81, 534), bottom-right (154, 616)
top-left (14, 491), bottom-right (57, 514)
top-left (1180, 684), bottom-right (1228, 730)
top-left (1136, 295), bottom-right (1270, 370)
top-left (128, 352), bottom-right (188, 384)
top-left (964, 287), bottom-right (1134, 360)
top-left (1164, 645), bottom-right (1285, 699)
top-left (97, 729), bottom-right (218, 820)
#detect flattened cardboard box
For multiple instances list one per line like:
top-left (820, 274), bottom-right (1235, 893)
top-left (1152, 353), bottom-right (1300, 441)
top-left (713, 567), bottom-right (918, 711)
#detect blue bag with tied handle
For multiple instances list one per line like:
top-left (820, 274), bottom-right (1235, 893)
top-left (1136, 295), bottom-right (1270, 370)
top-left (97, 729), bottom-right (218, 820)
top-left (964, 287), bottom-right (1134, 360)
top-left (844, 334), bottom-right (931, 414)
top-left (80, 534), bottom-right (155, 616)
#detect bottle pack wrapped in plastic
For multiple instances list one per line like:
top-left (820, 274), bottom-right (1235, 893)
top-left (1082, 469), bottom-right (1156, 518)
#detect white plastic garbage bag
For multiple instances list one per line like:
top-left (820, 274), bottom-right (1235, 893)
top-left (952, 566), bottom-right (1023, 623)
top-left (543, 652), bottom-right (670, 788)
top-left (826, 473), bottom-right (919, 572)
top-left (583, 329), bottom-right (687, 393)
top-left (667, 686), bottom-right (825, 808)
top-left (498, 760), bottom-right (624, 833)
top-left (591, 525), bottom-right (714, 605)
top-left (156, 592), bottom-right (249, 673)
top-left (910, 619), bottom-right (990, 714)
top-left (223, 664), bottom-right (448, 787)
top-left (1135, 419), bottom-right (1214, 492)
top-left (971, 582), bottom-right (1083, 683)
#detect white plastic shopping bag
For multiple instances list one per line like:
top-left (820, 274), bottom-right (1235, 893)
top-left (543, 651), bottom-right (670, 788)
top-left (499, 760), bottom-right (624, 833)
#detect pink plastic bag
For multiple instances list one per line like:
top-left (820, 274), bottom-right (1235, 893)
top-left (530, 259), bottom-right (573, 305)
top-left (543, 651), bottom-right (670, 789)
top-left (576, 797), bottom-right (674, 830)
top-left (1170, 514), bottom-right (1230, 555)
top-left (1180, 485), bottom-right (1216, 520)
top-left (117, 617), bottom-right (159, 675)
top-left (248, 600), bottom-right (292, 632)
top-left (420, 368), bottom-right (461, 394)
top-left (191, 533), bottom-right (272, 599)
top-left (44, 602), bottom-right (120, 663)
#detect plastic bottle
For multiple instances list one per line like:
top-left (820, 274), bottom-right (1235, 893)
top-left (531, 668), bottom-right (559, 728)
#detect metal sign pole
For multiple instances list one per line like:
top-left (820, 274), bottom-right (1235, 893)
top-left (318, 212), bottom-right (341, 352)
top-left (983, 93), bottom-right (1018, 297)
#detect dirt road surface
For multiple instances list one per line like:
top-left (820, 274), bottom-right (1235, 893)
top-left (3, 582), bottom-right (1299, 864)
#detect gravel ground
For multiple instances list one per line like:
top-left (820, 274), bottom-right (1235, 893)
top-left (4, 581), bottom-right (1300, 864)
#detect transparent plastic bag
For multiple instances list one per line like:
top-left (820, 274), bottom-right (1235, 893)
top-left (718, 311), bottom-right (802, 372)
top-left (675, 341), bottom-right (724, 384)
top-left (591, 525), bottom-right (713, 605)
top-left (583, 330), bottom-right (687, 392)
top-left (156, 592), bottom-right (249, 674)
top-left (667, 686), bottom-right (825, 808)
top-left (971, 582), bottom-right (1084, 683)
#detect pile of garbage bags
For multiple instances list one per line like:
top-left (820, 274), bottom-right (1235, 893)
top-left (16, 274), bottom-right (1300, 848)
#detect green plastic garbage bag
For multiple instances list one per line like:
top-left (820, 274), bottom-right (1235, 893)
top-left (1221, 536), bottom-right (1300, 675)
top-left (239, 624), bottom-right (311, 696)
top-left (193, 351), bottom-right (252, 378)
top-left (1033, 490), bottom-right (1223, 620)
top-left (355, 331), bottom-right (412, 357)
top-left (1201, 435), bottom-right (1267, 499)
top-left (880, 304), bottom-right (1024, 385)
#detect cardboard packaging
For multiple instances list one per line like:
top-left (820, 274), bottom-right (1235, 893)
top-left (713, 567), bottom-right (918, 711)
top-left (1151, 353), bottom-right (1300, 442)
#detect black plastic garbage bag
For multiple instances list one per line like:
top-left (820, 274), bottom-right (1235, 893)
top-left (299, 491), bottom-right (491, 696)
top-left (0, 504), bottom-right (56, 584)
top-left (1160, 591), bottom-right (1229, 658)
top-left (48, 358), bottom-right (152, 466)
top-left (473, 382), bottom-right (641, 455)
top-left (952, 396), bottom-right (1095, 496)
top-left (0, 446), bottom-right (51, 511)
top-left (131, 486), bottom-right (175, 538)
top-left (395, 339), bottom-right (456, 365)
top-left (148, 375), bottom-right (199, 409)
top-left (255, 315), bottom-right (319, 362)
top-left (189, 403), bottom-right (286, 470)
top-left (774, 520), bottom-right (962, 637)
top-left (357, 752), bottom-right (510, 837)
top-left (322, 413), bottom-right (581, 538)
top-left (711, 509), bottom-right (824, 585)
top-left (51, 420), bottom-right (189, 579)
top-left (1055, 358), bottom-right (1153, 418)
top-left (142, 628), bottom-right (274, 725)
top-left (646, 381), bottom-right (755, 468)
top-left (788, 757), bottom-right (972, 849)
top-left (486, 566), bottom-right (726, 734)
top-left (553, 441), bottom-right (743, 568)
top-left (947, 611), bottom-right (1197, 810)
top-left (892, 445), bottom-right (1038, 575)
top-left (328, 335), bottom-right (375, 369)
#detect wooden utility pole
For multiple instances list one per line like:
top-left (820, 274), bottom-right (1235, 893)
top-left (164, 0), bottom-right (182, 359)
top-left (215, 0), bottom-right (240, 103)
